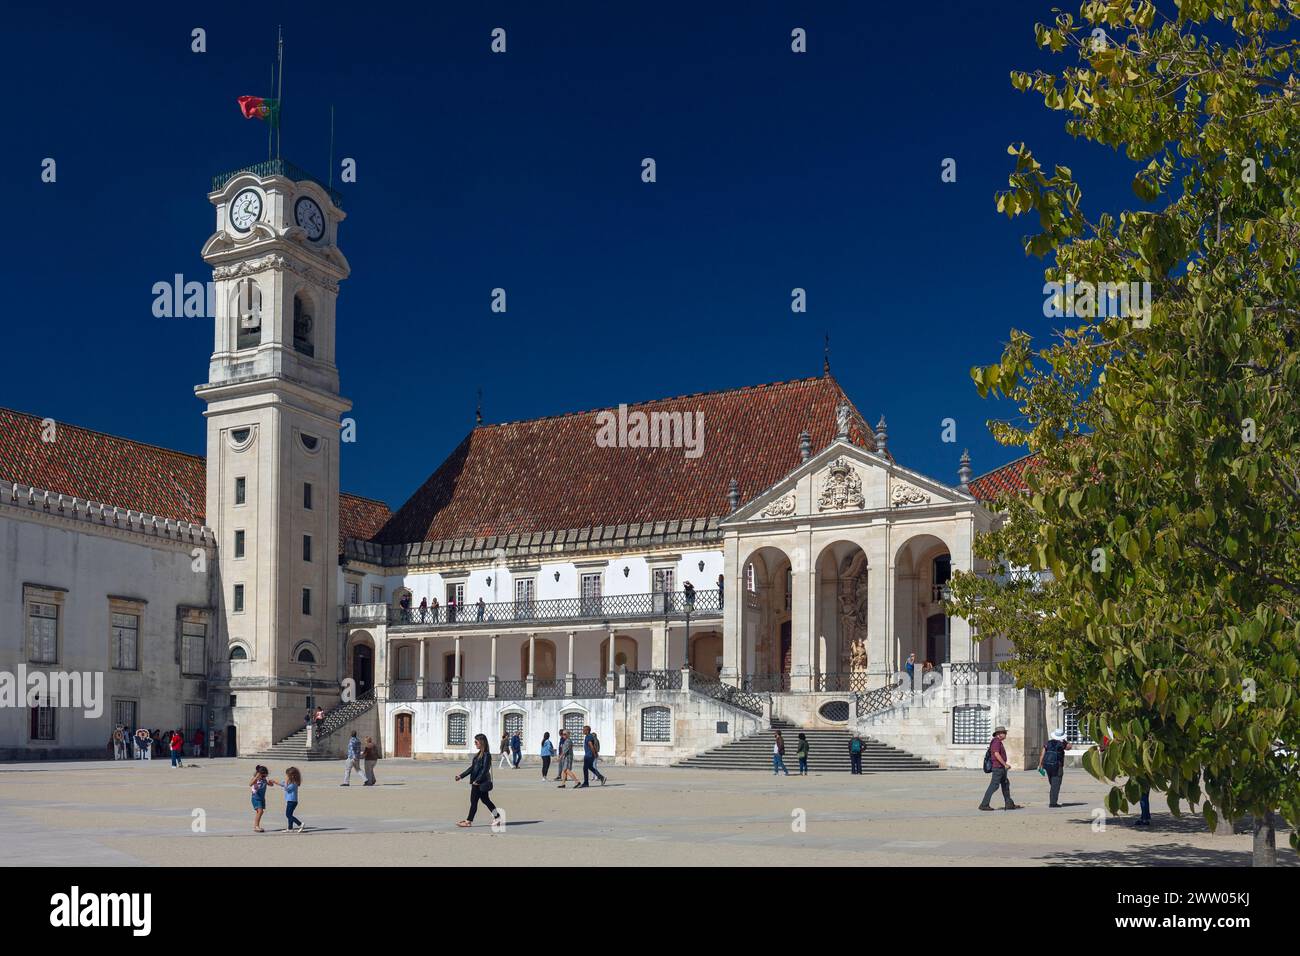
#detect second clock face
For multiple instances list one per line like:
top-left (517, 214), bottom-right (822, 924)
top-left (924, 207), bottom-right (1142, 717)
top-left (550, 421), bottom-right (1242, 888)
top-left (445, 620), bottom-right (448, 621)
top-left (295, 196), bottom-right (325, 241)
top-left (229, 189), bottom-right (262, 233)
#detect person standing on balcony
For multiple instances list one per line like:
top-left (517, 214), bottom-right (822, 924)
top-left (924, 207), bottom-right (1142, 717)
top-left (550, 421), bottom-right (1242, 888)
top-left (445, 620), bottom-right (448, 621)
top-left (683, 580), bottom-right (695, 608)
top-left (476, 597), bottom-right (486, 621)
top-left (1038, 728), bottom-right (1071, 807)
top-left (418, 596), bottom-right (428, 623)
top-left (498, 732), bottom-right (512, 769)
top-left (540, 732), bottom-right (555, 779)
top-left (717, 573), bottom-right (724, 608)
top-left (454, 734), bottom-right (500, 828)
top-left (399, 593), bottom-right (411, 623)
top-left (578, 725), bottom-right (607, 787)
top-left (361, 736), bottom-right (379, 786)
top-left (448, 595), bottom-right (457, 624)
top-left (796, 733), bottom-right (809, 775)
top-left (430, 596), bottom-right (440, 623)
top-left (905, 653), bottom-right (916, 684)
top-left (510, 731), bottom-right (522, 769)
top-left (772, 730), bottom-right (791, 776)
top-left (978, 726), bottom-right (1022, 811)
top-left (342, 731), bottom-right (362, 786)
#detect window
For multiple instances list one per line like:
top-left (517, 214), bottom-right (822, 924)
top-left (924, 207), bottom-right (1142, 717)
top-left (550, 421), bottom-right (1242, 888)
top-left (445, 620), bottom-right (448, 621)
top-left (302, 534), bottom-right (312, 562)
top-left (745, 563), bottom-right (756, 592)
top-left (113, 699), bottom-right (137, 732)
top-left (234, 529), bottom-right (245, 558)
top-left (581, 573), bottom-right (602, 614)
top-left (234, 476), bottom-right (246, 505)
top-left (233, 584), bottom-right (245, 613)
top-left (292, 293), bottom-right (315, 357)
top-left (1064, 706), bottom-right (1095, 745)
top-left (229, 645), bottom-right (248, 661)
top-left (30, 697), bottom-right (55, 740)
top-left (296, 647), bottom-right (316, 664)
top-left (370, 585), bottom-right (383, 603)
top-left (396, 646), bottom-right (413, 680)
top-left (300, 434), bottom-right (319, 452)
top-left (641, 706), bottom-right (671, 742)
top-left (652, 567), bottom-right (674, 612)
top-left (514, 578), bottom-right (535, 619)
top-left (181, 622), bottom-right (206, 676)
top-left (562, 711), bottom-right (586, 742)
top-left (184, 704), bottom-right (204, 739)
top-left (446, 582), bottom-right (464, 605)
top-left (234, 279), bottom-right (262, 350)
top-left (301, 589), bottom-right (312, 615)
top-left (447, 712), bottom-right (468, 747)
top-left (28, 601), bottom-right (58, 663)
top-left (304, 482), bottom-right (313, 510)
top-left (111, 612), bottom-right (139, 671)
top-left (348, 582), bottom-right (360, 605)
top-left (503, 712), bottom-right (524, 738)
top-left (953, 704), bottom-right (992, 745)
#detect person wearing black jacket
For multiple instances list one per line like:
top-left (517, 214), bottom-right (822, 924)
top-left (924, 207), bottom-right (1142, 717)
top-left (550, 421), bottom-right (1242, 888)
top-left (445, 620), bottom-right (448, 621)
top-left (455, 733), bottom-right (501, 828)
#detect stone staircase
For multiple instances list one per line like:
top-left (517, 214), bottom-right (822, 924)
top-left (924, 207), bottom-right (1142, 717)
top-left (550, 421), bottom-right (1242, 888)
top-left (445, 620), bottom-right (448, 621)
top-left (674, 717), bottom-right (940, 773)
top-left (246, 692), bottom-right (376, 762)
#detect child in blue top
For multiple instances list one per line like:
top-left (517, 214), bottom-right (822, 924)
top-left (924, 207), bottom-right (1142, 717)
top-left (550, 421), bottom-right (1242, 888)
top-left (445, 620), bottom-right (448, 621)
top-left (280, 766), bottom-right (304, 833)
top-left (249, 765), bottom-right (277, 832)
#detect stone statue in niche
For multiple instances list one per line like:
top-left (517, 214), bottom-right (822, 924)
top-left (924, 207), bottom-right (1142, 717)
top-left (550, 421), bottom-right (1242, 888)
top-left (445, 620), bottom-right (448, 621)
top-left (837, 561), bottom-right (869, 673)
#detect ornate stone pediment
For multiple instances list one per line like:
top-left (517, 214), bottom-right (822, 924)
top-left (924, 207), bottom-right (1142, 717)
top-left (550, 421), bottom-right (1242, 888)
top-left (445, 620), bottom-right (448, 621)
top-left (817, 458), bottom-right (864, 512)
top-left (891, 481), bottom-right (931, 506)
top-left (758, 494), bottom-right (796, 519)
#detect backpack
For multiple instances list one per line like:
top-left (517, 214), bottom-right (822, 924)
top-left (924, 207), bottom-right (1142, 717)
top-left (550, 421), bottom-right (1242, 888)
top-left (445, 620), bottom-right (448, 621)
top-left (850, 738), bottom-right (862, 754)
top-left (1043, 740), bottom-right (1064, 772)
top-left (982, 746), bottom-right (993, 773)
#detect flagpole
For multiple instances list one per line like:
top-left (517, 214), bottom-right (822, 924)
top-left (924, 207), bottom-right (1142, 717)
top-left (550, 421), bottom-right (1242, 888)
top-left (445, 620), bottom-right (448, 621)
top-left (267, 63), bottom-right (275, 161)
top-left (275, 26), bottom-right (284, 160)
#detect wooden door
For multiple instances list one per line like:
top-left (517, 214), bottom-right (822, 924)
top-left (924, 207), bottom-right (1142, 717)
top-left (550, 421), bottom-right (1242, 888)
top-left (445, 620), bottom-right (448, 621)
top-left (394, 714), bottom-right (412, 757)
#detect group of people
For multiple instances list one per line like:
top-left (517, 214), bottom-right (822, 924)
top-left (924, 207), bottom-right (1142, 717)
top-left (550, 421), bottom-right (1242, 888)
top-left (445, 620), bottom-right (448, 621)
top-left (250, 765), bottom-right (305, 832)
top-left (341, 732), bottom-right (381, 786)
top-left (111, 725), bottom-right (207, 763)
top-left (768, 730), bottom-right (871, 774)
top-left (979, 725), bottom-right (1079, 813)
top-left (398, 593), bottom-right (488, 624)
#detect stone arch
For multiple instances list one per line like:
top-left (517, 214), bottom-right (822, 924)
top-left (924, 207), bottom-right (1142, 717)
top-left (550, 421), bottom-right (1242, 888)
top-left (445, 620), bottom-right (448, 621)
top-left (346, 631), bottom-right (375, 696)
top-left (291, 640), bottom-right (321, 665)
top-left (521, 638), bottom-right (558, 681)
top-left (738, 545), bottom-right (794, 683)
top-left (893, 533), bottom-right (953, 670)
top-left (228, 640), bottom-right (252, 662)
top-left (599, 634), bottom-right (639, 672)
top-left (689, 631), bottom-right (723, 677)
top-left (814, 539), bottom-right (870, 685)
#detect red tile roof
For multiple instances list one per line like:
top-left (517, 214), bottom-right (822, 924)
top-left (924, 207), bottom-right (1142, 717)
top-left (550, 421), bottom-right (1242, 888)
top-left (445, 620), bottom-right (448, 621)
top-left (967, 452), bottom-right (1036, 503)
top-left (0, 406), bottom-right (389, 548)
top-left (374, 375), bottom-right (876, 544)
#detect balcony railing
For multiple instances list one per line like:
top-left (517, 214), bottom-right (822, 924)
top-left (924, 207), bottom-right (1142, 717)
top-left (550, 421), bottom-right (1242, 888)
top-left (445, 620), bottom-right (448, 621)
top-left (386, 589), bottom-right (721, 630)
top-left (339, 603), bottom-right (388, 625)
top-left (211, 158), bottom-right (345, 208)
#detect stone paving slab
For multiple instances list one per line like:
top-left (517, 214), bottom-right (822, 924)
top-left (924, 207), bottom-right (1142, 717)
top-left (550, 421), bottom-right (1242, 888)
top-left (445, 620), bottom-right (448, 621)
top-left (0, 758), bottom-right (1292, 867)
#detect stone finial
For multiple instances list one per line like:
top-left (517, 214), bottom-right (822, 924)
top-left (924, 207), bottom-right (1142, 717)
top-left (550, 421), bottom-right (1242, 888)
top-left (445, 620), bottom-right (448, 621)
top-left (728, 478), bottom-right (740, 512)
top-left (798, 429), bottom-right (811, 463)
top-left (874, 415), bottom-right (888, 455)
top-left (958, 448), bottom-right (972, 492)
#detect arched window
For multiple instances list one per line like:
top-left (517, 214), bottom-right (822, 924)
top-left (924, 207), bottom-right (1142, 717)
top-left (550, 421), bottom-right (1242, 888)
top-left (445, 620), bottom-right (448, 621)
top-left (296, 647), bottom-right (316, 664)
top-left (229, 644), bottom-right (248, 661)
top-left (233, 279), bottom-right (262, 350)
top-left (293, 292), bottom-right (315, 357)
top-left (641, 706), bottom-right (671, 742)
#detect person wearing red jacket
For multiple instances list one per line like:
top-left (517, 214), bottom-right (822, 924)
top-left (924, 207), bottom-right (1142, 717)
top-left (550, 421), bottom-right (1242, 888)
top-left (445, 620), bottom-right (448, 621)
top-left (169, 730), bottom-right (184, 768)
top-left (192, 728), bottom-right (205, 758)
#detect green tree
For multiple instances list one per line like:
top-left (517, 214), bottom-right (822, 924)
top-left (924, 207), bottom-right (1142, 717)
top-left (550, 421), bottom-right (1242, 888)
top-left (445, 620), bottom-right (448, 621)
top-left (948, 0), bottom-right (1300, 865)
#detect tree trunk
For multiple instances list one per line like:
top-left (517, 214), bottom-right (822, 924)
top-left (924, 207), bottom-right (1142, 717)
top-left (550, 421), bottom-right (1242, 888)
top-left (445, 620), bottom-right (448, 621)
top-left (1252, 811), bottom-right (1276, 867)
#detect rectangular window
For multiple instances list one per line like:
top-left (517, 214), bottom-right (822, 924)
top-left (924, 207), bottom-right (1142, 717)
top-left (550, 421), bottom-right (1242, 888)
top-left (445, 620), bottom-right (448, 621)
top-left (370, 585), bottom-right (383, 603)
top-left (447, 712), bottom-right (467, 747)
top-left (513, 578), bottom-right (535, 620)
top-left (234, 529), bottom-right (245, 558)
top-left (641, 706), bottom-right (671, 743)
top-left (302, 534), bottom-right (312, 562)
top-left (28, 601), bottom-right (58, 663)
top-left (111, 612), bottom-right (139, 671)
top-left (234, 476), bottom-right (246, 505)
top-left (233, 584), bottom-right (245, 613)
top-left (113, 699), bottom-right (137, 732)
top-left (446, 582), bottom-right (464, 605)
top-left (652, 568), bottom-right (675, 613)
top-left (30, 697), bottom-right (56, 740)
top-left (581, 573), bottom-right (602, 615)
top-left (303, 482), bottom-right (313, 510)
top-left (181, 622), bottom-right (206, 676)
top-left (348, 582), bottom-right (360, 604)
top-left (302, 588), bottom-right (311, 615)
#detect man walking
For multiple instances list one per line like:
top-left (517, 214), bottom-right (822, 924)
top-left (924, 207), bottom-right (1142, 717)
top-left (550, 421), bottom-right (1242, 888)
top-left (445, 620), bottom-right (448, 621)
top-left (979, 725), bottom-right (1023, 811)
top-left (510, 730), bottom-right (522, 769)
top-left (342, 731), bottom-right (362, 786)
top-left (578, 725), bottom-right (606, 787)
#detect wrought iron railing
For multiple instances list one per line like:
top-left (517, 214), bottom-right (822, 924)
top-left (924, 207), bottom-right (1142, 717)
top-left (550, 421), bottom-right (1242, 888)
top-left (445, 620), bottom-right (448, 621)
top-left (534, 679), bottom-right (565, 698)
top-left (573, 676), bottom-right (610, 698)
top-left (496, 679), bottom-right (527, 700)
top-left (689, 670), bottom-right (764, 716)
top-left (624, 669), bottom-right (682, 691)
top-left (855, 680), bottom-right (908, 718)
top-left (211, 158), bottom-right (345, 208)
top-left (389, 681), bottom-right (417, 701)
top-left (815, 672), bottom-right (874, 693)
top-left (948, 661), bottom-right (1013, 686)
top-left (388, 589), bottom-right (722, 629)
top-left (743, 673), bottom-right (791, 693)
top-left (425, 681), bottom-right (453, 700)
top-left (461, 680), bottom-right (490, 700)
top-left (311, 689), bottom-right (375, 745)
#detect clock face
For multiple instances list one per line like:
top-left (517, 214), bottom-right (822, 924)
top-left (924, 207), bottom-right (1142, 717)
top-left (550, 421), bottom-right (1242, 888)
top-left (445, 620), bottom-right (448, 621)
top-left (229, 189), bottom-right (262, 233)
top-left (294, 196), bottom-right (326, 241)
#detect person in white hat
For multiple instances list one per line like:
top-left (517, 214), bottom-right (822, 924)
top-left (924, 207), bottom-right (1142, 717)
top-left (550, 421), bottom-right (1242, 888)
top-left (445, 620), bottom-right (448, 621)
top-left (1039, 728), bottom-right (1072, 807)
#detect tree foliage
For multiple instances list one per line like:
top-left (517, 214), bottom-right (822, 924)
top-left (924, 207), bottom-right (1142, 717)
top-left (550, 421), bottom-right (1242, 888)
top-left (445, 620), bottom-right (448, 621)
top-left (947, 0), bottom-right (1300, 858)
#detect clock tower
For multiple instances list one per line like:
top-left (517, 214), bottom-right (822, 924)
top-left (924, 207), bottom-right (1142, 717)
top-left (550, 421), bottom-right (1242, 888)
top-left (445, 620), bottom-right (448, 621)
top-left (197, 161), bottom-right (350, 753)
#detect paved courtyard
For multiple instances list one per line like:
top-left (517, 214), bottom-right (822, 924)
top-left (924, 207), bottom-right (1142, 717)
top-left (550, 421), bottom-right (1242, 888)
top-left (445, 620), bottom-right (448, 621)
top-left (0, 758), bottom-right (1289, 867)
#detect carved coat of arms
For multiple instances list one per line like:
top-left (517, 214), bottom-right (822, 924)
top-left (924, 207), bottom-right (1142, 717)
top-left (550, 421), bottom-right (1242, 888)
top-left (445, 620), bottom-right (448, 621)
top-left (817, 458), bottom-right (864, 511)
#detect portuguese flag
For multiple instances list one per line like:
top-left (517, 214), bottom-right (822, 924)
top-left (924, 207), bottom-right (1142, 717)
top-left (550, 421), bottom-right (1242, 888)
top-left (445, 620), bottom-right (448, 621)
top-left (237, 95), bottom-right (279, 121)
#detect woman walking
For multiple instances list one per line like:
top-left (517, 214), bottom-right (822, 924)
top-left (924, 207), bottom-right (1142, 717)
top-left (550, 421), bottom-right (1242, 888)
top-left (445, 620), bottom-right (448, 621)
top-left (454, 733), bottom-right (501, 827)
top-left (498, 731), bottom-right (512, 769)
top-left (556, 730), bottom-right (579, 788)
top-left (249, 765), bottom-right (277, 832)
top-left (281, 766), bottom-right (305, 832)
top-left (361, 736), bottom-right (379, 786)
top-left (539, 732), bottom-right (555, 780)
top-left (772, 730), bottom-right (791, 776)
top-left (796, 733), bottom-right (809, 775)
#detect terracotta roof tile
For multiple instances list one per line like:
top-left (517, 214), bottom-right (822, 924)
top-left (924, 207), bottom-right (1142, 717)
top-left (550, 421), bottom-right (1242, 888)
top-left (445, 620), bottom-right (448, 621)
top-left (374, 375), bottom-right (876, 544)
top-left (968, 453), bottom-right (1037, 503)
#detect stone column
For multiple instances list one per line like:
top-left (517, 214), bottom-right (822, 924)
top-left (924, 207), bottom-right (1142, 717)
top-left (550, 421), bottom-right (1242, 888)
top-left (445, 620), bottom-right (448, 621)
top-left (651, 620), bottom-right (668, 670)
top-left (488, 634), bottom-right (498, 699)
top-left (526, 632), bottom-right (536, 698)
top-left (605, 627), bottom-right (617, 696)
top-left (565, 631), bottom-right (576, 696)
top-left (415, 636), bottom-right (426, 699)
top-left (452, 634), bottom-right (462, 700)
top-left (720, 535), bottom-right (741, 686)
top-left (790, 538), bottom-right (814, 693)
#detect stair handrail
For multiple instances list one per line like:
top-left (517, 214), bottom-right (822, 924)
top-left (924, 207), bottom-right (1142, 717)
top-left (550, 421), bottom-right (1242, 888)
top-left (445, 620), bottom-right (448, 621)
top-left (687, 669), bottom-right (765, 717)
top-left (308, 689), bottom-right (376, 748)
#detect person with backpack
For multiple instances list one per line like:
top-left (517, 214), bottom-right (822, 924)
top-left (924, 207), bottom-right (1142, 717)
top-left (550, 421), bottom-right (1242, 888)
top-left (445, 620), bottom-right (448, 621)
top-left (849, 735), bottom-right (864, 774)
top-left (1038, 728), bottom-right (1071, 807)
top-left (796, 733), bottom-right (809, 775)
top-left (978, 725), bottom-right (1023, 811)
top-left (579, 725), bottom-right (606, 787)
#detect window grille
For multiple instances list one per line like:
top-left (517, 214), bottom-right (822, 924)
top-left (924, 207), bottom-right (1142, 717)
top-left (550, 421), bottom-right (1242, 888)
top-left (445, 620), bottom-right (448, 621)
top-left (641, 705), bottom-right (671, 742)
top-left (953, 703), bottom-right (991, 744)
top-left (447, 712), bottom-right (468, 746)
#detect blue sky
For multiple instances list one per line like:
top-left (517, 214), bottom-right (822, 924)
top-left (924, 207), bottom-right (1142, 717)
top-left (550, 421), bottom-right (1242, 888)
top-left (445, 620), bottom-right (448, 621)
top-left (1, 1), bottom-right (1144, 509)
